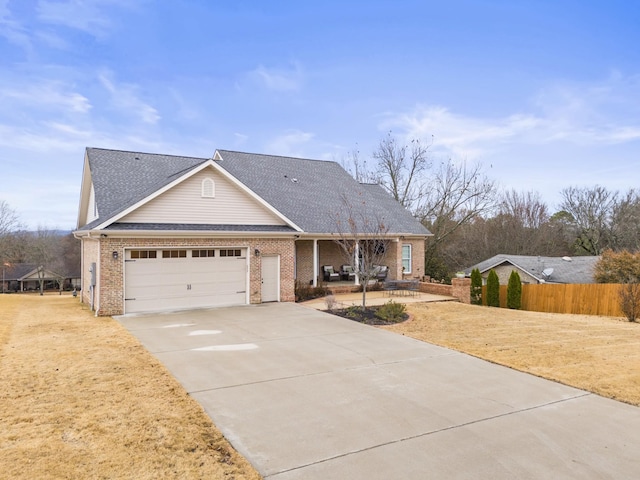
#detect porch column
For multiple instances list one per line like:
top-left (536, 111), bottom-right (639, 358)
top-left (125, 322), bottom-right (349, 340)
top-left (354, 242), bottom-right (360, 286)
top-left (312, 239), bottom-right (318, 287)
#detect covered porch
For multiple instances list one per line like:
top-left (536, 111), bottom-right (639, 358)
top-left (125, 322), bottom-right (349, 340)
top-left (294, 236), bottom-right (424, 288)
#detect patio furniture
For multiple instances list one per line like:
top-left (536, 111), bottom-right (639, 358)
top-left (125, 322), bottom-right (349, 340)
top-left (383, 279), bottom-right (420, 296)
top-left (372, 265), bottom-right (388, 281)
top-left (340, 265), bottom-right (356, 281)
top-left (322, 265), bottom-right (340, 282)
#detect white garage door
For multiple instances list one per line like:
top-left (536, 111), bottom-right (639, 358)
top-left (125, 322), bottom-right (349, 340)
top-left (124, 248), bottom-right (248, 314)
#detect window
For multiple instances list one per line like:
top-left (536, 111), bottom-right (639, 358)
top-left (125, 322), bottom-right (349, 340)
top-left (162, 250), bottom-right (187, 258)
top-left (201, 177), bottom-right (215, 198)
top-left (192, 249), bottom-right (215, 258)
top-left (402, 244), bottom-right (412, 273)
top-left (219, 249), bottom-right (242, 257)
top-left (130, 250), bottom-right (157, 259)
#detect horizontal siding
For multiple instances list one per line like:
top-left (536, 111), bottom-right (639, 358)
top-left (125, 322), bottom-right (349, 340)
top-left (121, 167), bottom-right (285, 225)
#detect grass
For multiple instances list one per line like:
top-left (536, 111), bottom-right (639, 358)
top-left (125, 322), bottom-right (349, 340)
top-left (382, 301), bottom-right (640, 406)
top-left (0, 294), bottom-right (260, 480)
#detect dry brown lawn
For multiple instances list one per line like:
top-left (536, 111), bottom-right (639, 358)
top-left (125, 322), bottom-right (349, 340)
top-left (0, 294), bottom-right (261, 480)
top-left (383, 301), bottom-right (640, 406)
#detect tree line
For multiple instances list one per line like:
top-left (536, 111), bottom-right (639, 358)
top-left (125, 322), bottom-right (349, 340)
top-left (0, 200), bottom-right (80, 293)
top-left (342, 132), bottom-right (640, 281)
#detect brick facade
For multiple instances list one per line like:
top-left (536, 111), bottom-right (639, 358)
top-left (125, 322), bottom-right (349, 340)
top-left (82, 236), bottom-right (295, 316)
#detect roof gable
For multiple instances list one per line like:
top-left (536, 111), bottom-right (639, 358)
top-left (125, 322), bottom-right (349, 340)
top-left (77, 147), bottom-right (430, 236)
top-left (119, 166), bottom-right (287, 226)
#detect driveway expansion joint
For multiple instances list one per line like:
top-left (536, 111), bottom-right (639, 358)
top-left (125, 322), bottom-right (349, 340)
top-left (264, 392), bottom-right (593, 478)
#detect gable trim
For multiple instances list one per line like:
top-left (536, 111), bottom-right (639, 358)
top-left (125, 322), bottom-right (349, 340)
top-left (93, 158), bottom-right (303, 232)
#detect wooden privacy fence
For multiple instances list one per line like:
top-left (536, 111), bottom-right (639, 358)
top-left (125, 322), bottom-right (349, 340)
top-left (482, 283), bottom-right (625, 317)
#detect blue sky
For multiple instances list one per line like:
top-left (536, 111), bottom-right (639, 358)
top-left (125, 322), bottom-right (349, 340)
top-left (1, 0), bottom-right (639, 229)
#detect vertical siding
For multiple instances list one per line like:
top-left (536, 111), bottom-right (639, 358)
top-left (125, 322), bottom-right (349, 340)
top-left (121, 167), bottom-right (286, 225)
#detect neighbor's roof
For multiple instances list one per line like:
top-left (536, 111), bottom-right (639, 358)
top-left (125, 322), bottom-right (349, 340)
top-left (80, 148), bottom-right (430, 236)
top-left (466, 254), bottom-right (600, 284)
top-left (2, 263), bottom-right (68, 280)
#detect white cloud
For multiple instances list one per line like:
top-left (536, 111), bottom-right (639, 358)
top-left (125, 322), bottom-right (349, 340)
top-left (266, 130), bottom-right (314, 156)
top-left (250, 64), bottom-right (303, 92)
top-left (0, 81), bottom-right (91, 113)
top-left (98, 71), bottom-right (161, 124)
top-left (36, 0), bottom-right (137, 37)
top-left (383, 74), bottom-right (640, 160)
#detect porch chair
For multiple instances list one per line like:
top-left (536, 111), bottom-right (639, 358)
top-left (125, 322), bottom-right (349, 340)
top-left (340, 265), bottom-right (356, 281)
top-left (372, 265), bottom-right (389, 281)
top-left (322, 265), bottom-right (340, 282)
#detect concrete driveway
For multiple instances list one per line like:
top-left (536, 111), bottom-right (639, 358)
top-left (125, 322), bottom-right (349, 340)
top-left (118, 303), bottom-right (640, 479)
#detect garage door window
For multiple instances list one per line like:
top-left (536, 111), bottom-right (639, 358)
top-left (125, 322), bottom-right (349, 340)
top-left (220, 249), bottom-right (242, 257)
top-left (130, 250), bottom-right (157, 259)
top-left (192, 249), bottom-right (215, 258)
top-left (162, 250), bottom-right (187, 258)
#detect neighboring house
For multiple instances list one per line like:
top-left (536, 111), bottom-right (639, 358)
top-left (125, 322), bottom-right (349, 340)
top-left (74, 148), bottom-right (431, 315)
top-left (1, 263), bottom-right (79, 292)
top-left (465, 254), bottom-right (600, 285)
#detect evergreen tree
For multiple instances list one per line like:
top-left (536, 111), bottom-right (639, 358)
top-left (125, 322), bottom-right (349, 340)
top-left (470, 268), bottom-right (483, 305)
top-left (486, 269), bottom-right (500, 307)
top-left (507, 270), bottom-right (522, 309)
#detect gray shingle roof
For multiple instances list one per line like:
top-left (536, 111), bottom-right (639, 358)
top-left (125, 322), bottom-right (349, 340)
top-left (466, 254), bottom-right (600, 284)
top-left (81, 148), bottom-right (430, 236)
top-left (85, 148), bottom-right (208, 230)
top-left (215, 150), bottom-right (430, 235)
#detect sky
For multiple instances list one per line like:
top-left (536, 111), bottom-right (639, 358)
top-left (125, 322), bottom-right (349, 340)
top-left (1, 0), bottom-right (639, 230)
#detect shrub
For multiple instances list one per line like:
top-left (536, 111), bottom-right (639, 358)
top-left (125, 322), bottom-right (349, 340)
top-left (375, 300), bottom-right (407, 323)
top-left (619, 283), bottom-right (640, 322)
top-left (470, 268), bottom-right (483, 305)
top-left (294, 281), bottom-right (328, 302)
top-left (507, 270), bottom-right (522, 309)
top-left (594, 250), bottom-right (640, 322)
top-left (325, 294), bottom-right (337, 311)
top-left (486, 269), bottom-right (500, 307)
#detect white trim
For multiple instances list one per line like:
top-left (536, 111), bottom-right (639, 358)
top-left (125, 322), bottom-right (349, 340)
top-left (402, 244), bottom-right (412, 274)
top-left (93, 159), bottom-right (303, 232)
top-left (201, 177), bottom-right (215, 198)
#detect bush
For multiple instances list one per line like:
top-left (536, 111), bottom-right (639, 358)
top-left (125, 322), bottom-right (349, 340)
top-left (507, 270), bottom-right (522, 309)
top-left (470, 268), bottom-right (483, 305)
top-left (594, 250), bottom-right (640, 322)
top-left (619, 283), bottom-right (640, 322)
top-left (294, 281), bottom-right (328, 302)
top-left (375, 300), bottom-right (407, 323)
top-left (486, 269), bottom-right (500, 307)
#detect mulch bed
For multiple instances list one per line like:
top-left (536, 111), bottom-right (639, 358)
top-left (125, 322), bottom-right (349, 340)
top-left (328, 305), bottom-right (409, 325)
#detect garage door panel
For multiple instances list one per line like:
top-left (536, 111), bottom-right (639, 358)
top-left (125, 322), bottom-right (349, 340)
top-left (124, 249), bottom-right (247, 314)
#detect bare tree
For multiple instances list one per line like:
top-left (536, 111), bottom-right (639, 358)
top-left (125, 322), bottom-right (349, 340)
top-left (417, 160), bottom-right (498, 279)
top-left (560, 186), bottom-right (617, 255)
top-left (0, 200), bottom-right (24, 265)
top-left (340, 147), bottom-right (379, 184)
top-left (333, 194), bottom-right (391, 309)
top-left (372, 132), bottom-right (432, 210)
top-left (610, 189), bottom-right (640, 252)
